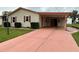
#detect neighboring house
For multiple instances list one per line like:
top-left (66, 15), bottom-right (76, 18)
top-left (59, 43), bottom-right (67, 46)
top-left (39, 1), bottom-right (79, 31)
top-left (3, 7), bottom-right (71, 29)
top-left (67, 14), bottom-right (79, 24)
top-left (67, 17), bottom-right (79, 24)
top-left (0, 16), bottom-right (2, 25)
top-left (75, 14), bottom-right (79, 23)
top-left (67, 17), bottom-right (72, 24)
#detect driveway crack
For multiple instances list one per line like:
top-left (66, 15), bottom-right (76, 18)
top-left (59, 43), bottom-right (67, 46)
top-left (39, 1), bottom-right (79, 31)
top-left (35, 29), bottom-right (56, 51)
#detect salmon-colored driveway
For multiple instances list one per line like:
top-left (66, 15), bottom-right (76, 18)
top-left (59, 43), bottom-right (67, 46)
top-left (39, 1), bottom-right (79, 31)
top-left (0, 28), bottom-right (79, 52)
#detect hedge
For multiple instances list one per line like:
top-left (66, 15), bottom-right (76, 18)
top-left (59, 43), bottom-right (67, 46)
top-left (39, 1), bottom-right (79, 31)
top-left (31, 22), bottom-right (39, 29)
top-left (3, 22), bottom-right (11, 27)
top-left (15, 22), bottom-right (22, 28)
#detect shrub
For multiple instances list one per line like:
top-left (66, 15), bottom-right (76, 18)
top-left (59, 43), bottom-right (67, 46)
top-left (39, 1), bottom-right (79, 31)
top-left (3, 22), bottom-right (11, 27)
top-left (31, 22), bottom-right (39, 29)
top-left (15, 22), bottom-right (22, 28)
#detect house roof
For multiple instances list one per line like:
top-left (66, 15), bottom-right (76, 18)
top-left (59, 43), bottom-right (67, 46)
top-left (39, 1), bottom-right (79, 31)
top-left (8, 7), bottom-right (38, 16)
top-left (8, 7), bottom-right (72, 16)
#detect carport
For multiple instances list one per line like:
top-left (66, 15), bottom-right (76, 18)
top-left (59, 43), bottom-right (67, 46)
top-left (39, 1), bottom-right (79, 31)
top-left (38, 12), bottom-right (71, 29)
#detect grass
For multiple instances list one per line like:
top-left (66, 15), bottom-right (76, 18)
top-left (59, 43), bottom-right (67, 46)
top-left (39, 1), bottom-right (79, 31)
top-left (72, 32), bottom-right (79, 46)
top-left (66, 24), bottom-right (72, 27)
top-left (67, 24), bottom-right (79, 46)
top-left (67, 24), bottom-right (79, 29)
top-left (0, 27), bottom-right (33, 42)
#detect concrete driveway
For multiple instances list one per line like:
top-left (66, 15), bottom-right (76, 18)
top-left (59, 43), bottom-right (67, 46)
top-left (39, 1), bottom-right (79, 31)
top-left (0, 28), bottom-right (79, 52)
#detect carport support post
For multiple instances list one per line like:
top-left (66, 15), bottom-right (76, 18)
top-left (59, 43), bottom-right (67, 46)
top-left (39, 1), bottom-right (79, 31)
top-left (41, 16), bottom-right (43, 27)
top-left (64, 16), bottom-right (67, 30)
top-left (41, 16), bottom-right (44, 27)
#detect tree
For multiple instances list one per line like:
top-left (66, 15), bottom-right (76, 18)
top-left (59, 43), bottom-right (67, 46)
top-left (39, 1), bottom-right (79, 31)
top-left (71, 10), bottom-right (78, 24)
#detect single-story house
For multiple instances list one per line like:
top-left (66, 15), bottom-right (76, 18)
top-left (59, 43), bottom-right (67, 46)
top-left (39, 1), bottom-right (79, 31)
top-left (3, 7), bottom-right (72, 29)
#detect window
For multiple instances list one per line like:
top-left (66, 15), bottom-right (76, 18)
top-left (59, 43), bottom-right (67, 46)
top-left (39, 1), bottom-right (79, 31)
top-left (26, 16), bottom-right (29, 21)
top-left (24, 16), bottom-right (31, 22)
top-left (13, 17), bottom-right (16, 20)
top-left (11, 17), bottom-right (17, 23)
top-left (13, 19), bottom-right (15, 22)
top-left (13, 17), bottom-right (16, 22)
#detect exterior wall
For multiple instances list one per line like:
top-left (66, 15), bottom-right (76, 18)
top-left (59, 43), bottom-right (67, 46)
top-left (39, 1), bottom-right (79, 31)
top-left (0, 17), bottom-right (2, 25)
top-left (8, 9), bottom-right (40, 27)
top-left (58, 17), bottom-right (65, 27)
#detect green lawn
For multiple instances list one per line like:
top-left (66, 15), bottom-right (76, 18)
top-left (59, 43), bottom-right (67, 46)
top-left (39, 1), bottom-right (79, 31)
top-left (0, 27), bottom-right (33, 42)
top-left (72, 32), bottom-right (79, 46)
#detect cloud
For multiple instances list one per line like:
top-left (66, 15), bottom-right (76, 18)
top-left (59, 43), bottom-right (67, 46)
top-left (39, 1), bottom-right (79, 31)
top-left (0, 0), bottom-right (79, 7)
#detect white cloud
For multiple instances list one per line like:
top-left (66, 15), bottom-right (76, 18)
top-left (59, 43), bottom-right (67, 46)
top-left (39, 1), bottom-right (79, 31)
top-left (0, 0), bottom-right (79, 7)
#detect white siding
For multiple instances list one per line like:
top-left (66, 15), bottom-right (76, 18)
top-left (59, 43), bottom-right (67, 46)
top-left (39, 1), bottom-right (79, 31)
top-left (8, 9), bottom-right (40, 27)
top-left (67, 18), bottom-right (72, 24)
top-left (0, 18), bottom-right (2, 25)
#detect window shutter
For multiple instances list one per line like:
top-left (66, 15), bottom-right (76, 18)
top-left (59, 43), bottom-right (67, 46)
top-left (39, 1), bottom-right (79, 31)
top-left (29, 16), bottom-right (31, 22)
top-left (24, 16), bottom-right (25, 22)
top-left (15, 17), bottom-right (17, 22)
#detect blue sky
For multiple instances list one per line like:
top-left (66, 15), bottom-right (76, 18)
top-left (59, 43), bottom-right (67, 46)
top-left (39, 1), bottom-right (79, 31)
top-left (0, 7), bottom-right (79, 15)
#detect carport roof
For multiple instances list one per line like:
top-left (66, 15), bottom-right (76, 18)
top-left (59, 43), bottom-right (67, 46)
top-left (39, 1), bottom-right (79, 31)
top-left (38, 12), bottom-right (72, 16)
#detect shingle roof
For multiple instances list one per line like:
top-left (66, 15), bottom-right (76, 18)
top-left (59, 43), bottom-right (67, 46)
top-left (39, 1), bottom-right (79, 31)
top-left (8, 7), bottom-right (38, 16)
